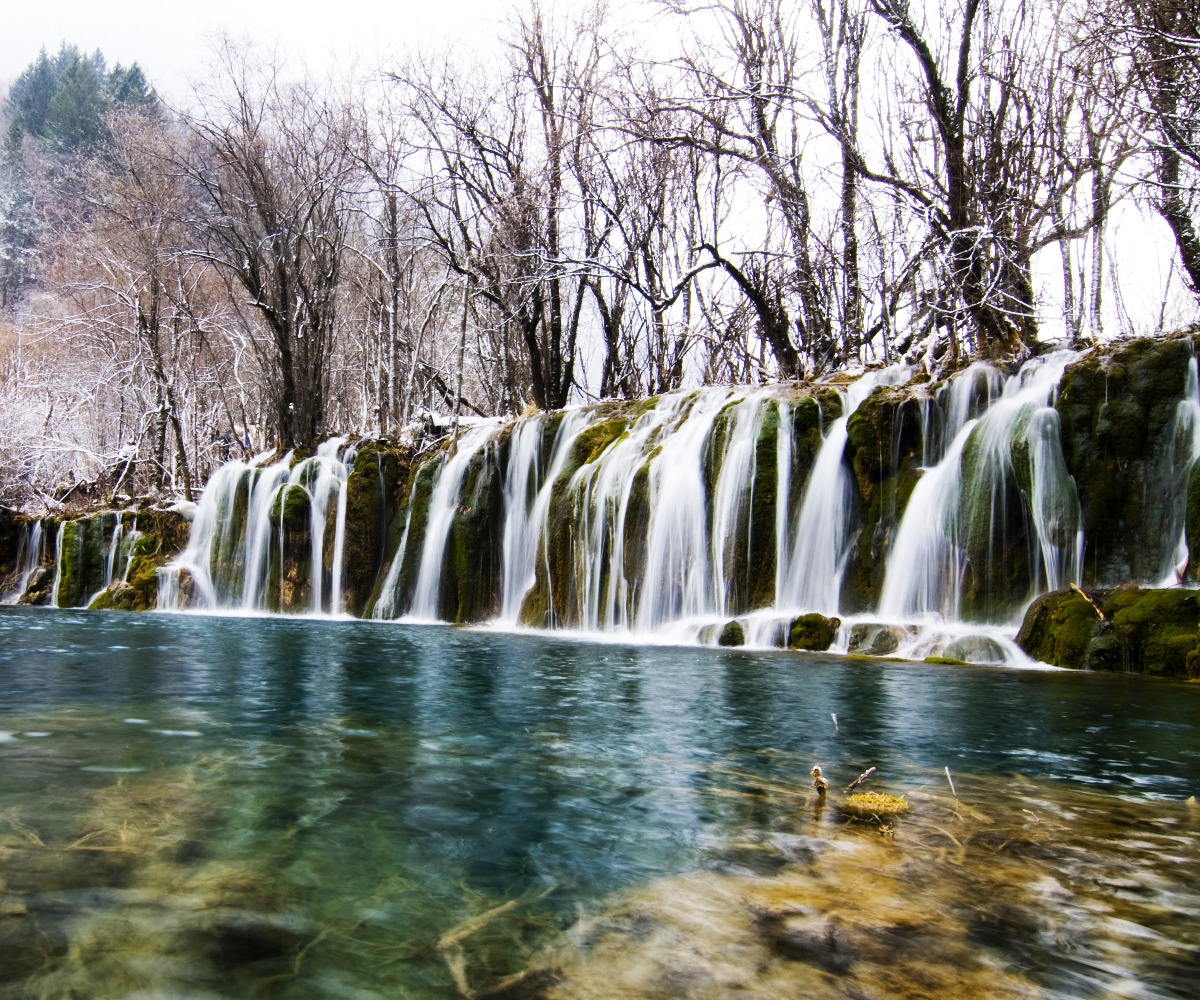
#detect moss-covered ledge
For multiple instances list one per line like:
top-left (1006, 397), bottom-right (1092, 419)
top-left (1016, 586), bottom-right (1200, 677)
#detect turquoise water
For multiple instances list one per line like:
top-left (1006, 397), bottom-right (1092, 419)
top-left (1, 607), bottom-right (1198, 998)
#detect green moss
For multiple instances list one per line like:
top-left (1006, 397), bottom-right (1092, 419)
top-left (1056, 336), bottom-right (1195, 584)
top-left (570, 417), bottom-right (628, 468)
top-left (1018, 585), bottom-right (1200, 676)
top-left (787, 613), bottom-right (841, 652)
top-left (342, 441), bottom-right (409, 617)
top-left (717, 620), bottom-right (746, 647)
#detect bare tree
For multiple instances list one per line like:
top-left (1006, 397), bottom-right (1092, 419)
top-left (175, 43), bottom-right (359, 449)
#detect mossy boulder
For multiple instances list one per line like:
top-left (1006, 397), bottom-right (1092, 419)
top-left (265, 484), bottom-right (313, 613)
top-left (787, 613), bottom-right (842, 652)
top-left (1016, 585), bottom-right (1200, 677)
top-left (717, 619), bottom-right (746, 647)
top-left (1015, 588), bottom-right (1105, 669)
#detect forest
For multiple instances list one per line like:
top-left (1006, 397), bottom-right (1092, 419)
top-left (0, 0), bottom-right (1197, 511)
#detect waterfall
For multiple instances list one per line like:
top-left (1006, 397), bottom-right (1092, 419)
top-left (2, 520), bottom-right (45, 604)
top-left (50, 522), bottom-right (66, 609)
top-left (158, 441), bottom-right (357, 613)
top-left (777, 366), bottom-right (910, 614)
top-left (498, 410), bottom-right (594, 624)
top-left (878, 353), bottom-right (1082, 623)
top-left (405, 426), bottom-right (497, 620)
top-left (85, 513), bottom-right (141, 607)
top-left (1160, 354), bottom-right (1200, 584)
top-left (141, 338), bottom-right (1200, 665)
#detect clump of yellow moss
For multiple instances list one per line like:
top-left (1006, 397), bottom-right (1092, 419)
top-left (839, 791), bottom-right (909, 818)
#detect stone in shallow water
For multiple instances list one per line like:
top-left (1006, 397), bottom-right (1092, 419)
top-left (788, 614), bottom-right (841, 652)
top-left (847, 623), bottom-right (915, 656)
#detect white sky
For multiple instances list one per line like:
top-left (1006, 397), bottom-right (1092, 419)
top-left (0, 0), bottom-right (509, 100)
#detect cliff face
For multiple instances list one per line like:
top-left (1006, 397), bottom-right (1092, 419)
top-left (7, 335), bottom-right (1200, 673)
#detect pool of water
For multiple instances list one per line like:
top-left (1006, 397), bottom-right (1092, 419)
top-left (0, 607), bottom-right (1197, 998)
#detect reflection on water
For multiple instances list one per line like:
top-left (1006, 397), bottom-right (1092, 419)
top-left (0, 606), bottom-right (1197, 998)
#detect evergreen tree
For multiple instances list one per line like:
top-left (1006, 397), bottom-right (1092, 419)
top-left (4, 43), bottom-right (159, 153)
top-left (44, 55), bottom-right (107, 152)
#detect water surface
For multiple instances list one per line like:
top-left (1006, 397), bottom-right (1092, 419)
top-left (0, 607), bottom-right (1197, 997)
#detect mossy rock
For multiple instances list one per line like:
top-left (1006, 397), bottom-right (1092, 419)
top-left (1015, 588), bottom-right (1104, 669)
top-left (341, 441), bottom-right (410, 617)
top-left (266, 485), bottom-right (313, 613)
top-left (1056, 336), bottom-right (1195, 584)
top-left (1017, 585), bottom-right (1200, 676)
top-left (717, 620), bottom-right (746, 647)
top-left (1101, 587), bottom-right (1200, 678)
top-left (569, 417), bottom-right (628, 469)
top-left (788, 613), bottom-right (841, 652)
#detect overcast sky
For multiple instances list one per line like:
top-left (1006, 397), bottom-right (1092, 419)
top-left (1, 0), bottom-right (507, 99)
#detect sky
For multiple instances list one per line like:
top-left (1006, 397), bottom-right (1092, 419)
top-left (1, 0), bottom-right (1191, 339)
top-left (0, 0), bottom-right (507, 100)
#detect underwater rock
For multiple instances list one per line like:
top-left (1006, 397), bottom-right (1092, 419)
top-left (787, 614), bottom-right (841, 652)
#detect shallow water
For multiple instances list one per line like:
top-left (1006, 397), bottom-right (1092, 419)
top-left (0, 607), bottom-right (1197, 998)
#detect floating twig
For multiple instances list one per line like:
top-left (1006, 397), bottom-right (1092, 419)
top-left (845, 766), bottom-right (876, 793)
top-left (831, 712), bottom-right (839, 733)
top-left (945, 766), bottom-right (958, 800)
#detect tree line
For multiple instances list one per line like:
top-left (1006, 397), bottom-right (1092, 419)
top-left (0, 0), bottom-right (1196, 510)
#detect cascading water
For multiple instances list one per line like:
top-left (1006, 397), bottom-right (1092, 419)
top-left (777, 366), bottom-right (909, 614)
top-left (1159, 354), bottom-right (1200, 584)
top-left (2, 520), bottom-right (45, 604)
top-left (81, 513), bottom-right (141, 607)
top-left (158, 439), bottom-right (357, 614)
top-left (148, 340), bottom-right (1200, 666)
top-left (404, 426), bottom-right (496, 621)
top-left (878, 353), bottom-right (1082, 624)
